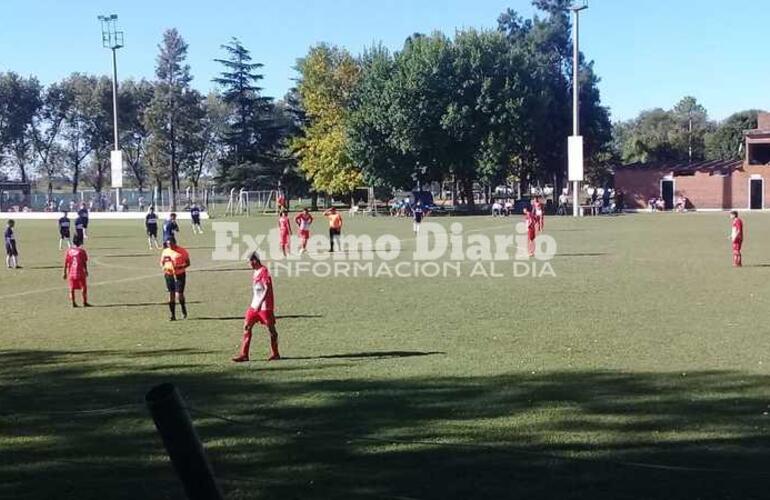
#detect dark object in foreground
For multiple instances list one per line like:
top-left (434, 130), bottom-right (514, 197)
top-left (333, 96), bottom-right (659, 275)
top-left (145, 383), bottom-right (224, 500)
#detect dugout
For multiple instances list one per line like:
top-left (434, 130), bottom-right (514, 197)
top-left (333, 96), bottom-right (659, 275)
top-left (614, 112), bottom-right (770, 211)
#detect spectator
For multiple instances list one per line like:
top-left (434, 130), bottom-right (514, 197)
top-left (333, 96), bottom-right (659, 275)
top-left (491, 200), bottom-right (502, 217)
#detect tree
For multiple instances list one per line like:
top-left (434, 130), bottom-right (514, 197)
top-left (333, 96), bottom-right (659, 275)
top-left (33, 81), bottom-right (73, 197)
top-left (145, 28), bottom-right (196, 209)
top-left (705, 110), bottom-right (760, 161)
top-left (0, 72), bottom-right (42, 183)
top-left (60, 74), bottom-right (99, 193)
top-left (120, 79), bottom-right (154, 192)
top-left (181, 91), bottom-right (228, 189)
top-left (213, 37), bottom-right (281, 185)
top-left (672, 96), bottom-right (711, 163)
top-left (292, 44), bottom-right (362, 196)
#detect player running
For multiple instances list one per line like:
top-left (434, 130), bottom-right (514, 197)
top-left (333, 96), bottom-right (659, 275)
top-left (145, 206), bottom-right (161, 250)
top-left (413, 201), bottom-right (424, 234)
top-left (163, 213), bottom-right (179, 243)
top-left (278, 211), bottom-right (292, 257)
top-left (5, 220), bottom-right (19, 269)
top-left (323, 207), bottom-right (343, 252)
top-left (63, 236), bottom-right (90, 308)
top-left (294, 208), bottom-right (314, 254)
top-left (190, 204), bottom-right (203, 234)
top-left (77, 202), bottom-right (89, 240)
top-left (233, 252), bottom-right (281, 363)
top-left (730, 211), bottom-right (743, 268)
top-left (160, 237), bottom-right (190, 321)
top-left (58, 211), bottom-right (72, 250)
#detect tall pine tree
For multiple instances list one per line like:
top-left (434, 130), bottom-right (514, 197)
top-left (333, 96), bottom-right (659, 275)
top-left (213, 38), bottom-right (281, 188)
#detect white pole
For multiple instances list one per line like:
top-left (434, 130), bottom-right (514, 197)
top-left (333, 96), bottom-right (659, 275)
top-left (571, 7), bottom-right (582, 217)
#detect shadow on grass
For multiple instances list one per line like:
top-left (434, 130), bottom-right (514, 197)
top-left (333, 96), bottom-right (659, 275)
top-left (282, 350), bottom-right (444, 361)
top-left (192, 314), bottom-right (324, 322)
top-left (2, 349), bottom-right (770, 500)
top-left (91, 301), bottom-right (203, 309)
top-left (553, 253), bottom-right (609, 258)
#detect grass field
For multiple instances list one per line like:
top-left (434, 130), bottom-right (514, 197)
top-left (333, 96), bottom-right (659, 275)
top-left (2, 212), bottom-right (770, 499)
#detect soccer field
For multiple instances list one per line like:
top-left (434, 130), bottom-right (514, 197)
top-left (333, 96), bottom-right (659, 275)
top-left (2, 213), bottom-right (770, 499)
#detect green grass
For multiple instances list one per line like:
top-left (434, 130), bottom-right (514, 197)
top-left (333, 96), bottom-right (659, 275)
top-left (2, 212), bottom-right (770, 499)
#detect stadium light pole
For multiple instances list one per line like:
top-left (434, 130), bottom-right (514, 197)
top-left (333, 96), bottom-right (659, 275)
top-left (98, 14), bottom-right (124, 209)
top-left (570, 2), bottom-right (588, 217)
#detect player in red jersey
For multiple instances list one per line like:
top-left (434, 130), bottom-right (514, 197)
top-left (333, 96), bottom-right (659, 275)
top-left (278, 211), bottom-right (292, 257)
top-left (730, 211), bottom-right (743, 267)
top-left (233, 252), bottom-right (281, 363)
top-left (533, 196), bottom-right (545, 232)
top-left (523, 207), bottom-right (537, 257)
top-left (63, 235), bottom-right (90, 307)
top-left (294, 208), bottom-right (314, 254)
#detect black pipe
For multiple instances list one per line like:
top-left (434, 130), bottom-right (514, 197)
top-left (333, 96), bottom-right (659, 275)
top-left (145, 383), bottom-right (224, 500)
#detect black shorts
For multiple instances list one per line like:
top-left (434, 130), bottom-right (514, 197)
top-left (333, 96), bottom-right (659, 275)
top-left (329, 227), bottom-right (341, 237)
top-left (147, 225), bottom-right (158, 237)
top-left (60, 230), bottom-right (70, 239)
top-left (82, 219), bottom-right (89, 228)
top-left (165, 274), bottom-right (186, 294)
top-left (192, 216), bottom-right (200, 225)
top-left (5, 241), bottom-right (18, 257)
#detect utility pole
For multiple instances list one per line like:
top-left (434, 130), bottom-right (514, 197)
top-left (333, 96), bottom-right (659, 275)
top-left (569, 2), bottom-right (588, 217)
top-left (98, 14), bottom-right (124, 210)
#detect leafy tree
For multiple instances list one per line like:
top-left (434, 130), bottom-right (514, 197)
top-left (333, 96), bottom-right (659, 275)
top-left (0, 72), bottom-right (42, 183)
top-left (59, 74), bottom-right (100, 193)
top-left (120, 79), bottom-right (154, 192)
top-left (181, 91), bottom-right (228, 189)
top-left (292, 44), bottom-right (362, 196)
top-left (705, 110), bottom-right (760, 161)
top-left (33, 81), bottom-right (73, 197)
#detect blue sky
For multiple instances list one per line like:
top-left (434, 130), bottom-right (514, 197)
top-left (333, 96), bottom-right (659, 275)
top-left (0, 0), bottom-right (767, 121)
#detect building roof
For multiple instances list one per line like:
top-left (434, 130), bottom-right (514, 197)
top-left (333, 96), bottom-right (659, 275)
top-left (614, 159), bottom-right (743, 175)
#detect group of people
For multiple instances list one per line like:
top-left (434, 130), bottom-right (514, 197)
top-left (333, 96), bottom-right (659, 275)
top-left (491, 200), bottom-right (516, 217)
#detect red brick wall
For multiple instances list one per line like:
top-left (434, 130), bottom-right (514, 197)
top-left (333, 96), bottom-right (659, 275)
top-left (615, 167), bottom-right (770, 210)
top-left (758, 112), bottom-right (770, 130)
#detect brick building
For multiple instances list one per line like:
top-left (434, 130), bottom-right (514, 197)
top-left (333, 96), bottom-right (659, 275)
top-left (615, 112), bottom-right (770, 210)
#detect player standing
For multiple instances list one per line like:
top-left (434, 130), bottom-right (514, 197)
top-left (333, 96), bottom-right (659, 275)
top-left (75, 212), bottom-right (87, 243)
top-left (163, 213), bottom-right (179, 243)
top-left (145, 206), bottom-right (161, 250)
top-left (413, 201), bottom-right (424, 234)
top-left (533, 196), bottom-right (545, 232)
top-left (323, 207), bottom-right (343, 252)
top-left (160, 237), bottom-right (190, 321)
top-left (730, 211), bottom-right (743, 268)
top-left (523, 207), bottom-right (536, 257)
top-left (4, 220), bottom-right (19, 269)
top-left (294, 208), bottom-right (314, 254)
top-left (278, 211), bottom-right (292, 257)
top-left (58, 211), bottom-right (72, 250)
top-left (63, 236), bottom-right (90, 307)
top-left (77, 202), bottom-right (89, 240)
top-left (190, 204), bottom-right (203, 235)
top-left (233, 252), bottom-right (281, 363)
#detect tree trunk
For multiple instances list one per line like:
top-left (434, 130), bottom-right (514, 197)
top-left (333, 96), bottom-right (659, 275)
top-left (311, 192), bottom-right (318, 211)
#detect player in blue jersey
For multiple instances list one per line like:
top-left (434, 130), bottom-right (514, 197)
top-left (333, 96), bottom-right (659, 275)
top-left (190, 204), bottom-right (203, 235)
top-left (145, 206), bottom-right (161, 250)
top-left (163, 213), bottom-right (179, 243)
top-left (5, 220), bottom-right (19, 269)
top-left (77, 202), bottom-right (89, 240)
top-left (58, 211), bottom-right (72, 250)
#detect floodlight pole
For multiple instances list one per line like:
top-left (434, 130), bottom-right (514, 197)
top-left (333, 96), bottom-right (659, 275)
top-left (571, 3), bottom-right (587, 217)
top-left (99, 14), bottom-right (124, 210)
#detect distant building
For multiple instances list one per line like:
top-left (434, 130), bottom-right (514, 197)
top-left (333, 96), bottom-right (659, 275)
top-left (615, 112), bottom-right (770, 210)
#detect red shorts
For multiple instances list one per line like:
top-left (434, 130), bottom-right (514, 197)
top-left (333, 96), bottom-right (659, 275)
top-left (733, 240), bottom-right (742, 252)
top-left (244, 307), bottom-right (275, 328)
top-left (528, 229), bottom-right (536, 241)
top-left (68, 277), bottom-right (87, 291)
top-left (280, 232), bottom-right (290, 246)
top-left (299, 229), bottom-right (310, 240)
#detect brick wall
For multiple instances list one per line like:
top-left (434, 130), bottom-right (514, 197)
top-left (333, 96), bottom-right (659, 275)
top-left (758, 112), bottom-right (770, 131)
top-left (615, 167), bottom-right (770, 210)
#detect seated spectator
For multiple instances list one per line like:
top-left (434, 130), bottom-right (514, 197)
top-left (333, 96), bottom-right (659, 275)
top-left (491, 201), bottom-right (502, 217)
top-left (504, 200), bottom-right (514, 216)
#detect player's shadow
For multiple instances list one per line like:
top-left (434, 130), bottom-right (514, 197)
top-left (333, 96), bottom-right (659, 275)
top-left (553, 252), bottom-right (608, 258)
top-left (102, 253), bottom-right (153, 258)
top-left (25, 265), bottom-right (62, 270)
top-left (191, 314), bottom-right (324, 321)
top-left (194, 268), bottom-right (244, 273)
top-left (92, 301), bottom-right (203, 309)
top-left (282, 350), bottom-right (445, 361)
